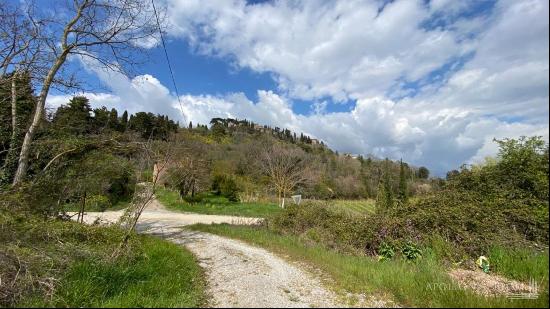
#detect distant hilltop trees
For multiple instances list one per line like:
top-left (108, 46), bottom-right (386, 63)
top-left (207, 117), bottom-right (324, 146)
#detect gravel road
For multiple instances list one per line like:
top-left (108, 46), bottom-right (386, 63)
top-left (73, 199), bottom-right (345, 308)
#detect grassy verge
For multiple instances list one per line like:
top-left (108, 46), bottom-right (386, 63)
top-left (1, 210), bottom-right (205, 308)
top-left (189, 224), bottom-right (548, 308)
top-left (156, 187), bottom-right (282, 217)
top-left (488, 246), bottom-right (549, 282)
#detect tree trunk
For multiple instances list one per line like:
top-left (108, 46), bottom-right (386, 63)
top-left (10, 71), bottom-right (17, 136)
top-left (79, 191), bottom-right (87, 224)
top-left (12, 55), bottom-right (68, 186)
top-left (0, 72), bottom-right (20, 184)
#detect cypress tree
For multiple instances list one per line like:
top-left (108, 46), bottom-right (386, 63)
top-left (376, 159), bottom-right (394, 211)
top-left (397, 159), bottom-right (408, 205)
top-left (121, 110), bottom-right (129, 130)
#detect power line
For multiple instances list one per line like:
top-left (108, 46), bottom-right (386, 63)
top-left (150, 0), bottom-right (185, 119)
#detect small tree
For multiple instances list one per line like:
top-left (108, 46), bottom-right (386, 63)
top-left (376, 159), bottom-right (394, 211)
top-left (397, 159), bottom-right (408, 205)
top-left (121, 110), bottom-right (129, 131)
top-left (418, 166), bottom-right (430, 179)
top-left (108, 108), bottom-right (119, 131)
top-left (259, 144), bottom-right (310, 208)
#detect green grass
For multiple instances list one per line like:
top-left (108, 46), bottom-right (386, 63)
top-left (156, 187), bottom-right (282, 217)
top-left (489, 246), bottom-right (549, 283)
top-left (1, 210), bottom-right (205, 308)
top-left (25, 237), bottom-right (205, 308)
top-left (189, 224), bottom-right (549, 308)
top-left (328, 199), bottom-right (376, 215)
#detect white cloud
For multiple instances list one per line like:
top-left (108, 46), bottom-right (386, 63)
top-left (46, 0), bottom-right (549, 176)
top-left (166, 0), bottom-right (471, 101)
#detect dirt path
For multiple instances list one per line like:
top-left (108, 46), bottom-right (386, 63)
top-left (74, 199), bottom-right (345, 308)
top-left (75, 197), bottom-right (261, 226)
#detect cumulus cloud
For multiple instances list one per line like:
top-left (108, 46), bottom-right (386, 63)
top-left (166, 0), bottom-right (474, 101)
top-left (46, 0), bottom-right (549, 175)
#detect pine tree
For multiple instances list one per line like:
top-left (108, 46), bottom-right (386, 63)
top-left (188, 121), bottom-right (193, 129)
top-left (52, 96), bottom-right (93, 135)
top-left (108, 108), bottom-right (119, 131)
top-left (92, 106), bottom-right (109, 132)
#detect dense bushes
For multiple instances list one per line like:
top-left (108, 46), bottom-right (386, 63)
top-left (268, 201), bottom-right (428, 258)
top-left (211, 174), bottom-right (240, 202)
top-left (268, 196), bottom-right (547, 263)
top-left (268, 137), bottom-right (549, 262)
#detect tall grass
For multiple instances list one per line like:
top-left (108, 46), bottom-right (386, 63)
top-left (1, 210), bottom-right (205, 308)
top-left (25, 237), bottom-right (205, 307)
top-left (489, 246), bottom-right (549, 283)
top-left (190, 224), bottom-right (548, 308)
top-left (156, 187), bottom-right (282, 217)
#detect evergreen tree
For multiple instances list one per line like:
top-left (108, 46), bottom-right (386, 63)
top-left (52, 96), bottom-right (93, 135)
top-left (121, 110), bottom-right (129, 130)
top-left (397, 159), bottom-right (408, 205)
top-left (108, 108), bottom-right (119, 131)
top-left (93, 106), bottom-right (109, 132)
top-left (211, 122), bottom-right (226, 141)
top-left (188, 121), bottom-right (193, 129)
top-left (376, 159), bottom-right (394, 211)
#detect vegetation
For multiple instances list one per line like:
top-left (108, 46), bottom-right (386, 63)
top-left (0, 210), bottom-right (205, 308)
top-left (191, 224), bottom-right (548, 308)
top-left (186, 136), bottom-right (549, 306)
top-left (0, 24), bottom-right (548, 307)
top-left (328, 199), bottom-right (376, 216)
top-left (156, 187), bottom-right (282, 217)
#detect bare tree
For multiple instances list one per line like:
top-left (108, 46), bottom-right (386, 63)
top-left (10, 0), bottom-right (162, 185)
top-left (259, 144), bottom-right (311, 208)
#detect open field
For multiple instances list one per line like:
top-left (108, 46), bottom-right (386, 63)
top-left (156, 187), bottom-right (282, 217)
top-left (190, 223), bottom-right (549, 308)
top-left (328, 199), bottom-right (376, 215)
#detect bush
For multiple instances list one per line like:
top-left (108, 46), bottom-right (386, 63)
top-left (268, 186), bottom-right (548, 261)
top-left (86, 194), bottom-right (111, 212)
top-left (211, 174), bottom-right (240, 202)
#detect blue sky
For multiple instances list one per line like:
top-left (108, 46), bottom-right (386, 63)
top-left (44, 0), bottom-right (549, 175)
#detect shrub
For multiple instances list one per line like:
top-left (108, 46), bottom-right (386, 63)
top-left (86, 194), bottom-right (111, 212)
top-left (402, 242), bottom-right (422, 261)
top-left (211, 174), bottom-right (240, 202)
top-left (378, 242), bottom-right (396, 260)
top-left (268, 187), bottom-right (548, 261)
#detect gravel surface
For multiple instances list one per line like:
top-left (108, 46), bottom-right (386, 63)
top-left (448, 269), bottom-right (535, 297)
top-left (72, 198), bottom-right (261, 226)
top-left (72, 199), bottom-right (345, 308)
